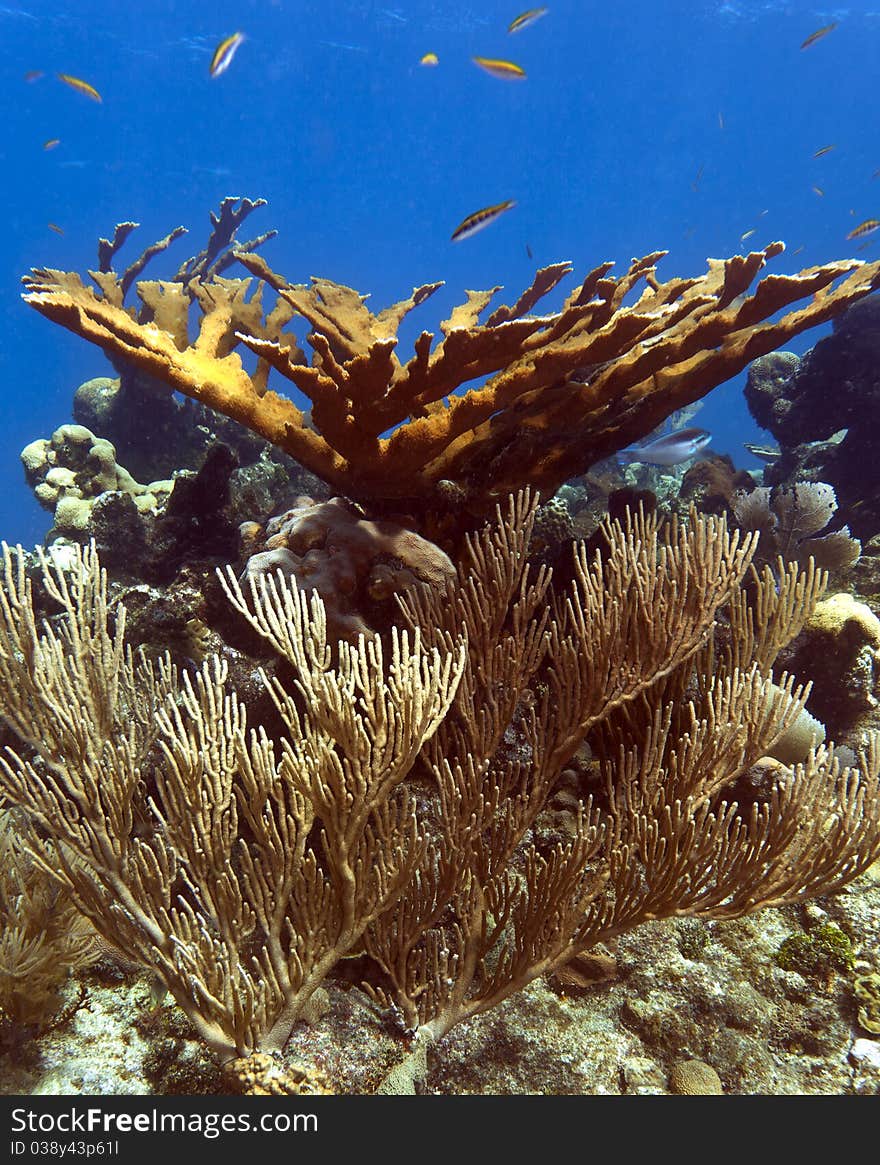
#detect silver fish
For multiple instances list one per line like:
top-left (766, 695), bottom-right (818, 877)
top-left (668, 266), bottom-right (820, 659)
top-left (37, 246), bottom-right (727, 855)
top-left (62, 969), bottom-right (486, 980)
top-left (743, 441), bottom-right (781, 464)
top-left (618, 427), bottom-right (711, 467)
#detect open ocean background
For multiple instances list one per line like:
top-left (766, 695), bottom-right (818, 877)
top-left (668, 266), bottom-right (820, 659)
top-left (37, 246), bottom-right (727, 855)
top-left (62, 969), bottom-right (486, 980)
top-left (1, 0), bottom-right (877, 546)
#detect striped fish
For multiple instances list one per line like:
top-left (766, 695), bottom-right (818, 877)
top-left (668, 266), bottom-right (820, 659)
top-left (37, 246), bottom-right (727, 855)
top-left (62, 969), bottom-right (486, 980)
top-left (801, 22), bottom-right (837, 49)
top-left (57, 73), bottom-right (102, 102)
top-left (210, 32), bottom-right (245, 78)
top-left (508, 8), bottom-right (548, 34)
top-left (847, 219), bottom-right (880, 241)
top-left (744, 442), bottom-right (781, 464)
top-left (471, 56), bottom-right (526, 81)
top-left (451, 200), bottom-right (517, 242)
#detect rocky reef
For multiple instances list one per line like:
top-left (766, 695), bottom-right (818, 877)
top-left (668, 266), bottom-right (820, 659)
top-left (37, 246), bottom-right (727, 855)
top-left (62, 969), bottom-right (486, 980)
top-left (5, 207), bottom-right (880, 1101)
top-left (745, 296), bottom-right (880, 540)
top-left (2, 868), bottom-right (879, 1095)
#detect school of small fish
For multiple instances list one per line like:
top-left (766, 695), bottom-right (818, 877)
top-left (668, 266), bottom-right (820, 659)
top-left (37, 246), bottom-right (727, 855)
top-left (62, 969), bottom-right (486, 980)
top-left (22, 9), bottom-right (878, 251)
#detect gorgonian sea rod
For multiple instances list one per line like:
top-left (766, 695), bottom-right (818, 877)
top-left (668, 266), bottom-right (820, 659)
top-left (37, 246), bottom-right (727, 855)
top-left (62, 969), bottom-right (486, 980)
top-left (20, 198), bottom-right (880, 511)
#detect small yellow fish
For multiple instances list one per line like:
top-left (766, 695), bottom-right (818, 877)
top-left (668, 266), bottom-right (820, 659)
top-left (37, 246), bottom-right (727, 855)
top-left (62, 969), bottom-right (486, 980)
top-left (57, 73), bottom-right (102, 102)
top-left (451, 199), bottom-right (517, 242)
top-left (48, 223), bottom-right (64, 235)
top-left (43, 138), bottom-right (60, 150)
top-left (812, 185), bottom-right (825, 197)
top-left (210, 31), bottom-right (245, 78)
top-left (508, 7), bottom-right (548, 33)
top-left (846, 218), bottom-right (880, 241)
top-left (791, 245), bottom-right (805, 256)
top-left (813, 144), bottom-right (836, 158)
top-left (419, 52), bottom-right (439, 66)
top-left (471, 56), bottom-right (526, 81)
top-left (740, 228), bottom-right (756, 242)
top-left (801, 22), bottom-right (837, 49)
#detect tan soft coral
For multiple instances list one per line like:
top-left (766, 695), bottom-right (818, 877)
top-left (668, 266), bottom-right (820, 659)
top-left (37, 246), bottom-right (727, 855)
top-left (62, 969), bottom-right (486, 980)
top-left (0, 810), bottom-right (99, 1032)
top-left (21, 200), bottom-right (880, 514)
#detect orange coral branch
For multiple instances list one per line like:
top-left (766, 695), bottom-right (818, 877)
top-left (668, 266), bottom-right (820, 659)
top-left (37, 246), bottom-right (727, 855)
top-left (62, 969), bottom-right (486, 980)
top-left (21, 206), bottom-right (880, 510)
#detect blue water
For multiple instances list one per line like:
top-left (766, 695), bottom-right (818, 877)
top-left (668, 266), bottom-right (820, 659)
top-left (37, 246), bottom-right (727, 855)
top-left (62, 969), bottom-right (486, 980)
top-left (1, 0), bottom-right (877, 544)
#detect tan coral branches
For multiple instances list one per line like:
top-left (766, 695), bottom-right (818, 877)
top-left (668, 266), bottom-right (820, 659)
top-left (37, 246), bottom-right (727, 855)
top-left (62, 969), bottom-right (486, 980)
top-left (0, 541), bottom-right (464, 1058)
top-left (364, 495), bottom-right (880, 1039)
top-left (21, 205), bottom-right (880, 508)
top-left (1, 498), bottom-right (880, 1060)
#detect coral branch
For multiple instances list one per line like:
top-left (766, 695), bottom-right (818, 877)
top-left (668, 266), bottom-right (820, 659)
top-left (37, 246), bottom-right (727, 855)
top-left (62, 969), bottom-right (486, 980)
top-left (22, 201), bottom-right (880, 510)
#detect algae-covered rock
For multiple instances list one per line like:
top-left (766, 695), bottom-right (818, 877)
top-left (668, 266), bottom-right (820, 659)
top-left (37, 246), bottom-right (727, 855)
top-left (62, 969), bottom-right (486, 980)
top-left (773, 922), bottom-right (855, 980)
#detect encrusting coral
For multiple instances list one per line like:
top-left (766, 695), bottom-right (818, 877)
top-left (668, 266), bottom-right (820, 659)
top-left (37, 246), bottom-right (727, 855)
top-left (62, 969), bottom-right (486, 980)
top-left (1, 492), bottom-right (879, 1079)
top-left (20, 198), bottom-right (880, 513)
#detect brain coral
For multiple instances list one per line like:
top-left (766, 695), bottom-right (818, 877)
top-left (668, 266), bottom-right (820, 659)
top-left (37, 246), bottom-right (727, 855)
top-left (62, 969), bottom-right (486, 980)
top-left (239, 495), bottom-right (457, 642)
